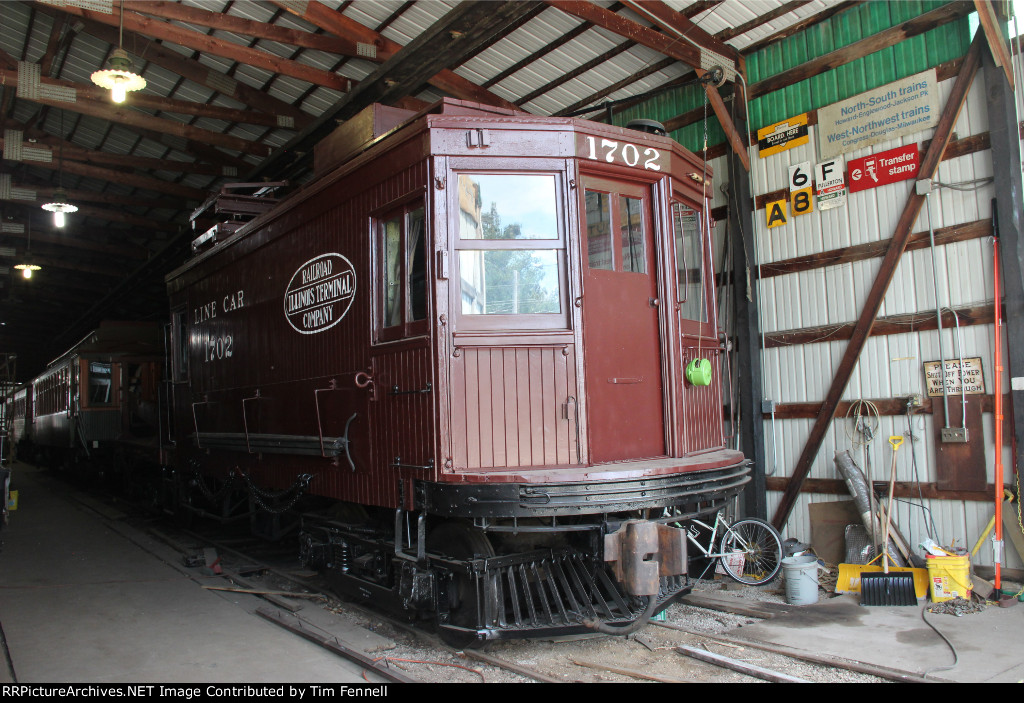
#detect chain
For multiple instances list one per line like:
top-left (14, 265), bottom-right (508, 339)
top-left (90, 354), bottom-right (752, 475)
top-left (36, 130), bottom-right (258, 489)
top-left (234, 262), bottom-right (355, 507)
top-left (193, 470), bottom-right (237, 502)
top-left (236, 471), bottom-right (313, 515)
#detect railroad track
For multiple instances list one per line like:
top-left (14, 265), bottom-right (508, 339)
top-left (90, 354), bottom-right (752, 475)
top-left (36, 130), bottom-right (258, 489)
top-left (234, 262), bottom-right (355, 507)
top-left (70, 483), bottom-right (906, 684)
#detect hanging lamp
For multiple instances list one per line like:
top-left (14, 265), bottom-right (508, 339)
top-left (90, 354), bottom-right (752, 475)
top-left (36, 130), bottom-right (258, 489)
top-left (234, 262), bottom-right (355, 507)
top-left (90, 1), bottom-right (146, 103)
top-left (41, 110), bottom-right (77, 228)
top-left (14, 219), bottom-right (40, 279)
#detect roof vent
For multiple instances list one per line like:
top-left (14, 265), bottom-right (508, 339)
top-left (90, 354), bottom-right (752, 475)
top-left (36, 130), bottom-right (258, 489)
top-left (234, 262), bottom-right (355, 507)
top-left (626, 119), bottom-right (667, 137)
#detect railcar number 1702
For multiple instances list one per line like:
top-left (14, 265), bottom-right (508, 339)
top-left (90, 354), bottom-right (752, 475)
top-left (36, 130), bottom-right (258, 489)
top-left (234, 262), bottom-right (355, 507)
top-left (580, 135), bottom-right (664, 170)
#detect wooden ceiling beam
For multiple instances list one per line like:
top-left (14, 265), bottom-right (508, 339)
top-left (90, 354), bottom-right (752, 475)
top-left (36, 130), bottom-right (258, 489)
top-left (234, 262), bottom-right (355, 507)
top-left (717, 0), bottom-right (813, 42)
top-left (69, 14), bottom-right (313, 129)
top-left (622, 0), bottom-right (742, 65)
top-left (546, 0), bottom-right (749, 171)
top-left (1, 138), bottom-right (207, 201)
top-left (269, 0), bottom-right (522, 111)
top-left (2, 176), bottom-right (180, 211)
top-left (18, 138), bottom-right (238, 178)
top-left (123, 1), bottom-right (372, 57)
top-left (0, 69), bottom-right (273, 158)
top-left (974, 0), bottom-right (1015, 90)
top-left (40, 2), bottom-right (353, 94)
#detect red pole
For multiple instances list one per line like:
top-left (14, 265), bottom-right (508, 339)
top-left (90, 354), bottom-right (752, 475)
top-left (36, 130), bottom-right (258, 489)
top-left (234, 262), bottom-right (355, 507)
top-left (994, 234), bottom-right (1003, 592)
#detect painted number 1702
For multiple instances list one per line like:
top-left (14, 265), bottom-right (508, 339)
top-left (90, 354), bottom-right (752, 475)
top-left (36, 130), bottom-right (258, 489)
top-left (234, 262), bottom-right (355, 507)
top-left (203, 334), bottom-right (234, 362)
top-left (582, 136), bottom-right (662, 171)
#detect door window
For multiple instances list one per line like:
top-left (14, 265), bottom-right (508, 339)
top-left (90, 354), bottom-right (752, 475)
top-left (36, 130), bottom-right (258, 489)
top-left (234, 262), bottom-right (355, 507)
top-left (672, 202), bottom-right (707, 323)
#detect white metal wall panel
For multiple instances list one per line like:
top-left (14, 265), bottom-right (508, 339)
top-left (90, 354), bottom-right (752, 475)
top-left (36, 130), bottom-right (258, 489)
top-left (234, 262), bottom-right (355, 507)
top-left (743, 69), bottom-right (1017, 567)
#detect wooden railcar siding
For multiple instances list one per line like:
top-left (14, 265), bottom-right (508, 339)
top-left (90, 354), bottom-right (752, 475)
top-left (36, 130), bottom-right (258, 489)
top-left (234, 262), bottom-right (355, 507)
top-left (450, 345), bottom-right (577, 470)
top-left (681, 347), bottom-right (725, 454)
top-left (177, 150), bottom-right (432, 510)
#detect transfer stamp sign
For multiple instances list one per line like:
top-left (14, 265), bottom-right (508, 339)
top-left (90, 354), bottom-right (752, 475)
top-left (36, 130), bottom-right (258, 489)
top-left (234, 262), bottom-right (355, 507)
top-left (848, 144), bottom-right (919, 193)
top-left (818, 69), bottom-right (937, 160)
top-left (924, 357), bottom-right (985, 397)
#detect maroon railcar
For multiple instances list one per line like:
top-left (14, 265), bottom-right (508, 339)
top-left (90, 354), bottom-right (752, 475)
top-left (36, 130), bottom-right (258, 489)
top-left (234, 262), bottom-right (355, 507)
top-left (166, 99), bottom-right (750, 644)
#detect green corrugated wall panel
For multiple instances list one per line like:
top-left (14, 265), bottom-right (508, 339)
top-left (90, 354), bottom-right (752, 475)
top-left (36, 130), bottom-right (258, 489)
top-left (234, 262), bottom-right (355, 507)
top-left (608, 3), bottom-right (972, 150)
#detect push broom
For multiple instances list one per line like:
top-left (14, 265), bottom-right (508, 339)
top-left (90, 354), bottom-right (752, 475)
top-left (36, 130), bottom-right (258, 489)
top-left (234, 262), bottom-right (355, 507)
top-left (860, 436), bottom-right (919, 605)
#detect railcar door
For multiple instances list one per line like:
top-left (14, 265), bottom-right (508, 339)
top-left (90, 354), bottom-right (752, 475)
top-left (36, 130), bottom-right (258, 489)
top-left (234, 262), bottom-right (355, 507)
top-left (672, 199), bottom-right (724, 453)
top-left (581, 176), bottom-right (665, 462)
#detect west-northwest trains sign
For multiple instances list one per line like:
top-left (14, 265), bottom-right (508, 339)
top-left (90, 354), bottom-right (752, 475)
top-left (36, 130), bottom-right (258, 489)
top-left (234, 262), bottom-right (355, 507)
top-left (283, 253), bottom-right (357, 334)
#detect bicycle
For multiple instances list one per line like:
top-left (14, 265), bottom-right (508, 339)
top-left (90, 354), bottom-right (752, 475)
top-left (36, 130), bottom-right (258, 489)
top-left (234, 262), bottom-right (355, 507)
top-left (676, 511), bottom-right (784, 585)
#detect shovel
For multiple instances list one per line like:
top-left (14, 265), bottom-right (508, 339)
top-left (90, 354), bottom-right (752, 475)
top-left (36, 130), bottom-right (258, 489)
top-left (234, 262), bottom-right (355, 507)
top-left (860, 436), bottom-right (919, 605)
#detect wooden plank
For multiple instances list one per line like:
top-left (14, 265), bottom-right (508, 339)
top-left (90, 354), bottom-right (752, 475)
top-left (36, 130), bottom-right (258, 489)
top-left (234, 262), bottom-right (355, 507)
top-left (761, 219), bottom-right (991, 278)
top-left (621, 0), bottom-right (741, 63)
top-left (771, 34), bottom-right (984, 532)
top-left (545, 0), bottom-right (750, 171)
top-left (69, 14), bottom-right (312, 127)
top-left (974, 0), bottom-right (1015, 90)
top-left (677, 645), bottom-right (810, 683)
top-left (765, 476), bottom-right (1006, 503)
top-left (680, 591), bottom-right (791, 619)
top-left (574, 659), bottom-right (689, 683)
top-left (747, 2), bottom-right (974, 100)
top-left (765, 303), bottom-right (994, 349)
top-left (650, 620), bottom-right (933, 683)
top-left (270, 0), bottom-right (519, 111)
top-left (460, 650), bottom-right (566, 683)
top-left (123, 0), bottom-right (369, 57)
top-left (46, 2), bottom-right (352, 92)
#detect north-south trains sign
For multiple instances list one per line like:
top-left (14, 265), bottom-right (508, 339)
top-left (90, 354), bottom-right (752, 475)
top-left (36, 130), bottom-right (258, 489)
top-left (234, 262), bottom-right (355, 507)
top-left (283, 253), bottom-right (357, 334)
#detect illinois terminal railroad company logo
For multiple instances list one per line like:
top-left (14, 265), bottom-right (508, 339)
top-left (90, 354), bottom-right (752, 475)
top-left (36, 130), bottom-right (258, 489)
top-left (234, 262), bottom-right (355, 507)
top-left (284, 253), bottom-right (356, 334)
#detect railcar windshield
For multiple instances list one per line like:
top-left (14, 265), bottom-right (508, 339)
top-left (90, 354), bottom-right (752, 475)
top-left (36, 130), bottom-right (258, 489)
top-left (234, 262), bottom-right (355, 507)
top-left (454, 172), bottom-right (567, 329)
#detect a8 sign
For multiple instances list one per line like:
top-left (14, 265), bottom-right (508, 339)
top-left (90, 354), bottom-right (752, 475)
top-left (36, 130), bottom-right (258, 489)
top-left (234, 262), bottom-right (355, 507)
top-left (788, 161), bottom-right (813, 216)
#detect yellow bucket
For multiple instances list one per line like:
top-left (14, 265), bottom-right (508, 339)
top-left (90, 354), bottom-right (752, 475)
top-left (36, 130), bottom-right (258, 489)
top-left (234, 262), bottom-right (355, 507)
top-left (927, 554), bottom-right (971, 602)
top-left (7, 490), bottom-right (17, 511)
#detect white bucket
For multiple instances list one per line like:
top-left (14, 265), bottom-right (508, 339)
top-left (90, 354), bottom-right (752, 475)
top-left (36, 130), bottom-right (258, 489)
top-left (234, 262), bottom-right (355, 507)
top-left (782, 554), bottom-right (819, 605)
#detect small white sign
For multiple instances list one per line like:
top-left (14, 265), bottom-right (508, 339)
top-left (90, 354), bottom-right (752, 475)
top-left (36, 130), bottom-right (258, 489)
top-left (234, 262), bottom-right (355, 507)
top-left (814, 158), bottom-right (846, 211)
top-left (924, 357), bottom-right (985, 397)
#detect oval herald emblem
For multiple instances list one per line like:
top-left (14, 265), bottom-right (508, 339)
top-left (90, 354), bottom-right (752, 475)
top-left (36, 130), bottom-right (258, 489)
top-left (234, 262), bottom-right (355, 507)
top-left (283, 253), bottom-right (357, 334)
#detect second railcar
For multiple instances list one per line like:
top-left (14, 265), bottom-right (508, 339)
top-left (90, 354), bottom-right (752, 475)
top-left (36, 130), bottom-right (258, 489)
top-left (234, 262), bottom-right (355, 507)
top-left (167, 99), bottom-right (751, 644)
top-left (28, 321), bottom-right (166, 473)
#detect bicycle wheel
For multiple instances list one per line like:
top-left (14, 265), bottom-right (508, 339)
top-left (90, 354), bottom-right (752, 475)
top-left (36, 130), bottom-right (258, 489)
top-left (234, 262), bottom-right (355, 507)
top-left (719, 517), bottom-right (783, 585)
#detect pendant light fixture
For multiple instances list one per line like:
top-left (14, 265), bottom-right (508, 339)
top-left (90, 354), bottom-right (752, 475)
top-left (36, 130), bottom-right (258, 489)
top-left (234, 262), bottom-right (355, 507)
top-left (41, 110), bottom-right (77, 228)
top-left (90, 0), bottom-right (146, 103)
top-left (14, 219), bottom-right (40, 280)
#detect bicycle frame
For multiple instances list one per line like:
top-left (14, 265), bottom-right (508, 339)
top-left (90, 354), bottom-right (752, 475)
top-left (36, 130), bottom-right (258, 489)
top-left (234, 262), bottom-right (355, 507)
top-left (683, 513), bottom-right (745, 561)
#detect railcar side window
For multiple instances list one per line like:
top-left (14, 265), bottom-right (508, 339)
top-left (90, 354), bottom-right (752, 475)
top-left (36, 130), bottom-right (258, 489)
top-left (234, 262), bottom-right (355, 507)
top-left (455, 173), bottom-right (566, 328)
top-left (672, 202), bottom-right (707, 323)
top-left (88, 362), bottom-right (113, 406)
top-left (378, 201), bottom-right (428, 340)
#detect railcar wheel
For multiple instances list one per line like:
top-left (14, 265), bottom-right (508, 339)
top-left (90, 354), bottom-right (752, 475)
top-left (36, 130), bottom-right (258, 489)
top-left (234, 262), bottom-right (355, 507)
top-left (426, 521), bottom-right (494, 649)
